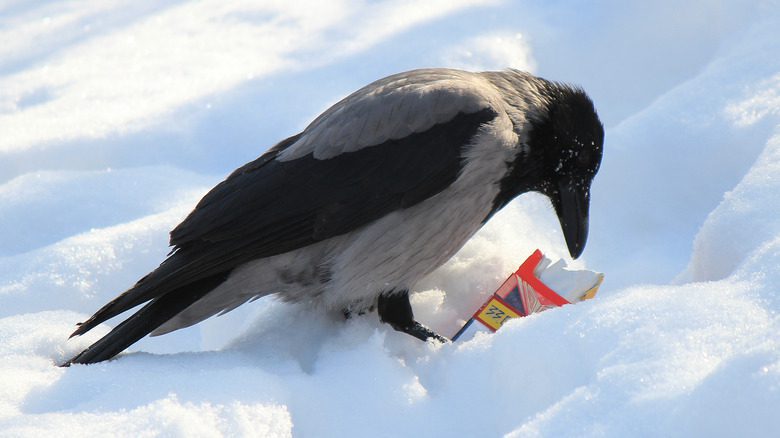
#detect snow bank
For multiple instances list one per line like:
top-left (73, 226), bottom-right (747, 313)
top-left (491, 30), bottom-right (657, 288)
top-left (587, 9), bottom-right (780, 287)
top-left (682, 129), bottom-right (780, 282)
top-left (1, 1), bottom-right (779, 437)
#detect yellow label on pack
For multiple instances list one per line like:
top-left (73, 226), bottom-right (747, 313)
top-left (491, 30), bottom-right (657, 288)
top-left (579, 273), bottom-right (604, 301)
top-left (474, 296), bottom-right (521, 331)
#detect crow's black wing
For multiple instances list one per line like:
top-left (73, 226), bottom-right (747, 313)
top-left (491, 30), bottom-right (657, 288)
top-left (70, 107), bottom-right (497, 340)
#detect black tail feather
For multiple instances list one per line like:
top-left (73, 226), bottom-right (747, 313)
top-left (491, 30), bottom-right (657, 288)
top-left (64, 272), bottom-right (229, 366)
top-left (69, 254), bottom-right (191, 338)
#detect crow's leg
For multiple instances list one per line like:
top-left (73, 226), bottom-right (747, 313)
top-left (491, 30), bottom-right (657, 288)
top-left (377, 290), bottom-right (449, 343)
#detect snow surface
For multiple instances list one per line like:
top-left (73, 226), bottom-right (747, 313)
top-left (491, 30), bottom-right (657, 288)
top-left (2, 0), bottom-right (780, 436)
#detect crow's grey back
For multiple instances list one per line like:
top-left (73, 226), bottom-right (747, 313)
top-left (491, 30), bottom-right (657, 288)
top-left (277, 69), bottom-right (503, 161)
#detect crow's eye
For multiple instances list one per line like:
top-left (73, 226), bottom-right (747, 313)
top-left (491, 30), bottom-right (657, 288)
top-left (575, 138), bottom-right (602, 175)
top-left (577, 146), bottom-right (591, 167)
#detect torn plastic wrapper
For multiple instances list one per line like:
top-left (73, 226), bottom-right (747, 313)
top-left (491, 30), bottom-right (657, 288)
top-left (451, 249), bottom-right (603, 342)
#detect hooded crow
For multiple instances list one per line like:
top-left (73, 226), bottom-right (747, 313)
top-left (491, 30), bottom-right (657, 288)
top-left (65, 68), bottom-right (604, 365)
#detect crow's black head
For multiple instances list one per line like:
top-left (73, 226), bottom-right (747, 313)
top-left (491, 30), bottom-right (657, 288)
top-left (534, 88), bottom-right (603, 258)
top-left (492, 85), bottom-right (604, 259)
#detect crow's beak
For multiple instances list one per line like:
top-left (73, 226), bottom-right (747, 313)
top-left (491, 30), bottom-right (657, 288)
top-left (553, 178), bottom-right (590, 259)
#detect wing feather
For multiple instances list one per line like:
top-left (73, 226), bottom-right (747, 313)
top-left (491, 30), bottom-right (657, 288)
top-left (72, 73), bottom-right (500, 338)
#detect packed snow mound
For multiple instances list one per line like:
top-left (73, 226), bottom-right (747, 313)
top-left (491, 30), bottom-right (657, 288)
top-left (682, 130), bottom-right (780, 282)
top-left (588, 11), bottom-right (780, 287)
top-left (1, 1), bottom-right (779, 437)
